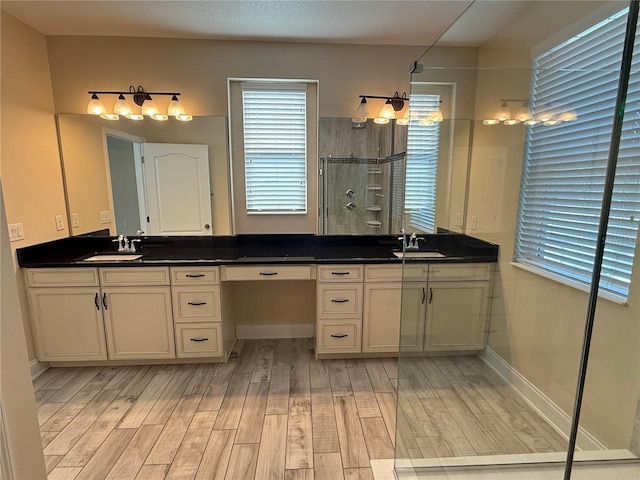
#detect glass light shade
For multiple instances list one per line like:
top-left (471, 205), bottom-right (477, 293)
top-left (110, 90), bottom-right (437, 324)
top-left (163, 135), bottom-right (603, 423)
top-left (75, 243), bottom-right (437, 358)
top-left (515, 105), bottom-right (534, 122)
top-left (152, 114), bottom-right (169, 121)
top-left (494, 102), bottom-right (511, 122)
top-left (503, 119), bottom-right (520, 125)
top-left (126, 113), bottom-right (144, 121)
top-left (429, 107), bottom-right (443, 123)
top-left (535, 109), bottom-right (553, 122)
top-left (395, 109), bottom-right (410, 126)
top-left (418, 118), bottom-right (434, 126)
top-left (354, 98), bottom-right (369, 119)
top-left (113, 95), bottom-right (133, 116)
top-left (351, 116), bottom-right (367, 123)
top-left (176, 114), bottom-right (193, 122)
top-left (87, 94), bottom-right (106, 115)
top-left (167, 95), bottom-right (185, 117)
top-left (373, 117), bottom-right (390, 125)
top-left (141, 98), bottom-right (159, 117)
top-left (544, 120), bottom-right (561, 126)
top-left (378, 101), bottom-right (396, 120)
top-left (523, 119), bottom-right (539, 125)
top-left (559, 109), bottom-right (578, 121)
top-left (482, 119), bottom-right (500, 125)
top-left (99, 113), bottom-right (119, 121)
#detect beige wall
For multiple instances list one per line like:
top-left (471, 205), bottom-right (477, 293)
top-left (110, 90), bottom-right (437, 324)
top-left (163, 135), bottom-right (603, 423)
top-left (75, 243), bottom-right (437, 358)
top-left (465, 47), bottom-right (640, 449)
top-left (46, 36), bottom-right (423, 117)
top-left (1, 12), bottom-right (67, 247)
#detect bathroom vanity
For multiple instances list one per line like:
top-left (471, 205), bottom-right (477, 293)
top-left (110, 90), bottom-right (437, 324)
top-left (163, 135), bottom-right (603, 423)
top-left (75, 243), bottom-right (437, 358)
top-left (17, 233), bottom-right (498, 365)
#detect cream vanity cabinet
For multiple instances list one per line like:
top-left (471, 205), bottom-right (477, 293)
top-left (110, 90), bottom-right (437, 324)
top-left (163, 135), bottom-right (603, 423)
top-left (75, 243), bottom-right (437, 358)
top-left (25, 268), bottom-right (107, 361)
top-left (99, 267), bottom-right (174, 360)
top-left (315, 265), bottom-right (364, 355)
top-left (424, 263), bottom-right (493, 352)
top-left (25, 267), bottom-right (175, 361)
top-left (171, 266), bottom-right (229, 359)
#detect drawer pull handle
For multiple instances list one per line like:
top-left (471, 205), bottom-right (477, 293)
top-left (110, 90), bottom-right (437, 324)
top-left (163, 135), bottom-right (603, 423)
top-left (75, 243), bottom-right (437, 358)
top-left (94, 292), bottom-right (100, 310)
top-left (259, 272), bottom-right (278, 276)
top-left (190, 337), bottom-right (209, 342)
top-left (429, 287), bottom-right (433, 304)
top-left (331, 271), bottom-right (350, 276)
top-left (331, 298), bottom-right (349, 303)
top-left (187, 301), bottom-right (207, 306)
top-left (330, 334), bottom-right (348, 338)
top-left (186, 274), bottom-right (205, 278)
top-left (102, 292), bottom-right (108, 310)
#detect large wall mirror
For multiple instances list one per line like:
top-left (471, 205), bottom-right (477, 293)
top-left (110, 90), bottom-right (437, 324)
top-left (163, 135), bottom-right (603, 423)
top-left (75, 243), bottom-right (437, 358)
top-left (57, 112), bottom-right (471, 237)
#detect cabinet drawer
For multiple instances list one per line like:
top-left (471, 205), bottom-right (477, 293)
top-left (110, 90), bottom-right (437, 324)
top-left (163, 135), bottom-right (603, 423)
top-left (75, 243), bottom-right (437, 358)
top-left (25, 268), bottom-right (99, 287)
top-left (317, 283), bottom-right (363, 319)
top-left (175, 323), bottom-right (223, 358)
top-left (316, 319), bottom-right (361, 354)
top-left (221, 265), bottom-right (315, 281)
top-left (99, 267), bottom-right (170, 286)
top-left (429, 263), bottom-right (493, 281)
top-left (365, 264), bottom-right (426, 282)
top-left (317, 265), bottom-right (364, 282)
top-left (172, 286), bottom-right (221, 322)
top-left (171, 267), bottom-right (219, 285)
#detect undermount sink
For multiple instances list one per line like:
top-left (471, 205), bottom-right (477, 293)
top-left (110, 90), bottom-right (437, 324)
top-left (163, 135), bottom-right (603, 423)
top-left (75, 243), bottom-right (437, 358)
top-left (82, 254), bottom-right (143, 262)
top-left (393, 251), bottom-right (445, 258)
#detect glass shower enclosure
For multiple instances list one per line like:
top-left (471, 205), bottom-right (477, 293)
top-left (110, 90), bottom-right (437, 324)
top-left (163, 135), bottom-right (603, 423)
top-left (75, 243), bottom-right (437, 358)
top-left (396, 1), bottom-right (640, 478)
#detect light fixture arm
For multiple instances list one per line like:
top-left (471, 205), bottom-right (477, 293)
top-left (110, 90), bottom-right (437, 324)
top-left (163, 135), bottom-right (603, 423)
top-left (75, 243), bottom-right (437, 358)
top-left (87, 86), bottom-right (181, 107)
top-left (358, 91), bottom-right (408, 111)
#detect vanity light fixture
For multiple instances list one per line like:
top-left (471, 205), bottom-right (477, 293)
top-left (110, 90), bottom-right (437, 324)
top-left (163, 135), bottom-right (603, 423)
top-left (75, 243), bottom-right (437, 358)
top-left (483, 98), bottom-right (577, 126)
top-left (86, 85), bottom-right (192, 121)
top-left (352, 91), bottom-right (408, 124)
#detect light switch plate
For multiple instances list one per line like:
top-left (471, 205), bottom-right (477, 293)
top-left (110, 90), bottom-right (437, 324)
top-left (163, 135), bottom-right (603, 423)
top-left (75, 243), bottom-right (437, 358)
top-left (100, 211), bottom-right (112, 224)
top-left (8, 223), bottom-right (24, 242)
top-left (72, 213), bottom-right (80, 228)
top-left (55, 215), bottom-right (65, 231)
top-left (455, 213), bottom-right (462, 227)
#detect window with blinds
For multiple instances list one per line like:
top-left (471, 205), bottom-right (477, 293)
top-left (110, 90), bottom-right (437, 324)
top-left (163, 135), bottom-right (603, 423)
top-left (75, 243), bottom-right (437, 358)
top-left (242, 83), bottom-right (307, 214)
top-left (515, 7), bottom-right (640, 300)
top-left (404, 94), bottom-right (441, 233)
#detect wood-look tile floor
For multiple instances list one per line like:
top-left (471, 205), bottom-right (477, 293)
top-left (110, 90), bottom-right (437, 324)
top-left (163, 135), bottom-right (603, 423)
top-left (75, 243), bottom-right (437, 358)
top-left (32, 339), bottom-right (566, 480)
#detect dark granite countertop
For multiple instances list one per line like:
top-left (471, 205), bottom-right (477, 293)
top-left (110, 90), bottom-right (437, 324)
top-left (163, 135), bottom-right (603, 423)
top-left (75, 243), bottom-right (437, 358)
top-left (16, 233), bottom-right (498, 268)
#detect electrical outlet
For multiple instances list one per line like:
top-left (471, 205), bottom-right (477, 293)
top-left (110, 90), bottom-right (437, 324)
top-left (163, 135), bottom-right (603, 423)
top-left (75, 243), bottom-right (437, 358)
top-left (100, 211), bottom-right (112, 224)
top-left (72, 213), bottom-right (80, 228)
top-left (470, 215), bottom-right (478, 231)
top-left (55, 215), bottom-right (65, 231)
top-left (8, 223), bottom-right (24, 242)
top-left (455, 213), bottom-right (462, 227)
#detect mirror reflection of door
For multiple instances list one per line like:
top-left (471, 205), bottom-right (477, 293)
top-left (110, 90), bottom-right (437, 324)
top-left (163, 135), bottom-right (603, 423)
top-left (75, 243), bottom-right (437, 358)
top-left (142, 143), bottom-right (213, 235)
top-left (105, 137), bottom-right (213, 236)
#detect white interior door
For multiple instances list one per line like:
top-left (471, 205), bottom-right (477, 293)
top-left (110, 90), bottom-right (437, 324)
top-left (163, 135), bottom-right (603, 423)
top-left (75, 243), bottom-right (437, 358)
top-left (143, 143), bottom-right (212, 235)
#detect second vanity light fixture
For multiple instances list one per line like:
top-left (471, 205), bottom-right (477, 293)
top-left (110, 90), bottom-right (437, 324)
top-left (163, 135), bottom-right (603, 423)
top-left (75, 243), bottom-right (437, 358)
top-left (353, 91), bottom-right (409, 125)
top-left (483, 98), bottom-right (577, 126)
top-left (352, 91), bottom-right (443, 126)
top-left (86, 85), bottom-right (193, 121)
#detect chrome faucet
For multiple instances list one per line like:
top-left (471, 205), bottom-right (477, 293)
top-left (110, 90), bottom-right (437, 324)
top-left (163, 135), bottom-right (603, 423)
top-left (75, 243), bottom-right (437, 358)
top-left (398, 232), bottom-right (425, 250)
top-left (113, 235), bottom-right (141, 253)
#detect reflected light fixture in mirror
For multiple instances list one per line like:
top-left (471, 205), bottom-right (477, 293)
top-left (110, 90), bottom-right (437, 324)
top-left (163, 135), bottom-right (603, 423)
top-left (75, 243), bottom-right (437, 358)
top-left (483, 98), bottom-right (578, 126)
top-left (86, 85), bottom-right (193, 121)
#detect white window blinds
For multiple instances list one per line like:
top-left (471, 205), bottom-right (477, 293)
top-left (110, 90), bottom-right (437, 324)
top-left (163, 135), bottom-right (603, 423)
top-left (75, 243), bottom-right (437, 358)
top-left (515, 8), bottom-right (640, 300)
top-left (242, 83), bottom-right (307, 214)
top-left (405, 94), bottom-right (441, 233)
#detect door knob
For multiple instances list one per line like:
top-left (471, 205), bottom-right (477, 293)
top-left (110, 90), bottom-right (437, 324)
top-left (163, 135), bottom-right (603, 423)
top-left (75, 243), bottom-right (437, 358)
top-left (204, 224), bottom-right (211, 229)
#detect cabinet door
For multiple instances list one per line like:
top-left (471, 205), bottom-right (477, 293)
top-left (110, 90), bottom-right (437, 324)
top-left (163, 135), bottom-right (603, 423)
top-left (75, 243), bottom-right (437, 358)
top-left (400, 281), bottom-right (427, 352)
top-left (362, 282), bottom-right (401, 353)
top-left (28, 287), bottom-right (107, 361)
top-left (102, 286), bottom-right (175, 360)
top-left (424, 281), bottom-right (490, 352)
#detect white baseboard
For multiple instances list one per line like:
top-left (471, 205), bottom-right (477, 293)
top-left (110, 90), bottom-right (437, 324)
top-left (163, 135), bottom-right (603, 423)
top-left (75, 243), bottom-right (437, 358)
top-left (236, 323), bottom-right (315, 339)
top-left (480, 347), bottom-right (606, 451)
top-left (30, 359), bottom-right (49, 380)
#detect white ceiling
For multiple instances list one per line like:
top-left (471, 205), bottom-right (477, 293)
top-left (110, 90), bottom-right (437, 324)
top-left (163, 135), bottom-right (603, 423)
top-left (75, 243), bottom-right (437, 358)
top-left (0, 0), bottom-right (533, 47)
